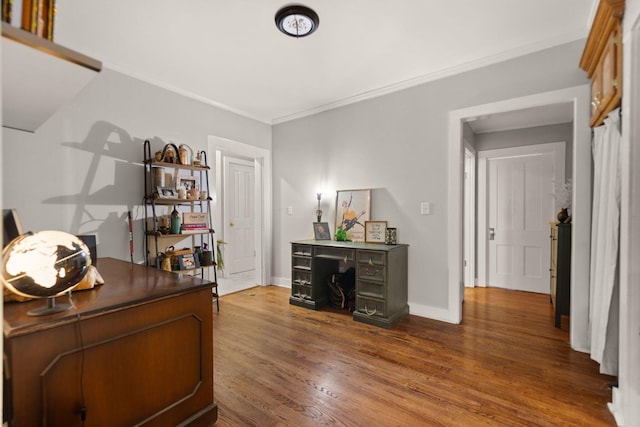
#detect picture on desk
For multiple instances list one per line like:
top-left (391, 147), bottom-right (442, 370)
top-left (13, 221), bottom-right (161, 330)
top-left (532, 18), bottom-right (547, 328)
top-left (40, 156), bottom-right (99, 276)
top-left (313, 222), bottom-right (331, 240)
top-left (178, 253), bottom-right (200, 270)
top-left (335, 189), bottom-right (370, 242)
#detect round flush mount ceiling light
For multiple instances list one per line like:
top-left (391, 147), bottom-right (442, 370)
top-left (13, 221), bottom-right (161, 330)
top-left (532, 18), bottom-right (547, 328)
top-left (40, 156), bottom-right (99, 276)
top-left (275, 5), bottom-right (319, 38)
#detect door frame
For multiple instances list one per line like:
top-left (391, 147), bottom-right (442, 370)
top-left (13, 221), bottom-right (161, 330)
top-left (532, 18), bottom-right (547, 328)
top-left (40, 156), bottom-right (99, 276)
top-left (448, 85), bottom-right (592, 352)
top-left (208, 135), bottom-right (272, 286)
top-left (476, 141), bottom-right (565, 289)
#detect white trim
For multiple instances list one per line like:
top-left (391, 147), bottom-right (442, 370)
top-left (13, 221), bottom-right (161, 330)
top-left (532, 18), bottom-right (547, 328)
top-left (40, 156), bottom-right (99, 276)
top-left (448, 86), bottom-right (592, 353)
top-left (208, 135), bottom-right (273, 287)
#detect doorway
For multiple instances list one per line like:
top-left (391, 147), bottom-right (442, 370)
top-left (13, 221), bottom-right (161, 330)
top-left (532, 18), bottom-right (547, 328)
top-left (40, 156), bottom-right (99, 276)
top-left (477, 142), bottom-right (564, 293)
top-left (208, 135), bottom-right (272, 296)
top-left (448, 86), bottom-right (592, 352)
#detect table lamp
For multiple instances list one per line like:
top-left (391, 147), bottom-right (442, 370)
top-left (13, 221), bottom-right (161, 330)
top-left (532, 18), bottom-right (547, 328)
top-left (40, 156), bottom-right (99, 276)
top-left (2, 230), bottom-right (91, 316)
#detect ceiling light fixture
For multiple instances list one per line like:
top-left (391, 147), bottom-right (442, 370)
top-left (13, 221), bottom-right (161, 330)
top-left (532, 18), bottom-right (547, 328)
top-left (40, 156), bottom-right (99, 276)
top-left (275, 5), bottom-right (319, 38)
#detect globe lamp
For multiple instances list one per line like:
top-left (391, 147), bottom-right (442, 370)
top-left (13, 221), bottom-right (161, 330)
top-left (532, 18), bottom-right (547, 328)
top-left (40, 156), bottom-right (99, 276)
top-left (2, 230), bottom-right (91, 316)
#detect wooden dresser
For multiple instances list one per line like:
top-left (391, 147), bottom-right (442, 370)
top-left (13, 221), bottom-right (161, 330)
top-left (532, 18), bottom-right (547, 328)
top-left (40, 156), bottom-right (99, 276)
top-left (290, 240), bottom-right (409, 329)
top-left (3, 257), bottom-right (216, 427)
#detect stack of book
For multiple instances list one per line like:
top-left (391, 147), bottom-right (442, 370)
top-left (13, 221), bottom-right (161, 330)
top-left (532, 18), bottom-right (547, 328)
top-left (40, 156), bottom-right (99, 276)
top-left (181, 212), bottom-right (209, 234)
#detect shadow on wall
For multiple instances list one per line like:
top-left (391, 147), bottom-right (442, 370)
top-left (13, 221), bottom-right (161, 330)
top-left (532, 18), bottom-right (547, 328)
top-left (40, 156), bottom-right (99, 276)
top-left (36, 121), bottom-right (175, 260)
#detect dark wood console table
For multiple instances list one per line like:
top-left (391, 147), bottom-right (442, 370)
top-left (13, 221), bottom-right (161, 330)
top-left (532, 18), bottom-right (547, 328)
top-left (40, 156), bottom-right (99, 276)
top-left (290, 240), bottom-right (409, 329)
top-left (3, 257), bottom-right (216, 427)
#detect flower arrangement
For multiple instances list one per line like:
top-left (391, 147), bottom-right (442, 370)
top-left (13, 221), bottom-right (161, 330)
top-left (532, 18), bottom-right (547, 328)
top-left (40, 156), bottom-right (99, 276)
top-left (554, 179), bottom-right (572, 210)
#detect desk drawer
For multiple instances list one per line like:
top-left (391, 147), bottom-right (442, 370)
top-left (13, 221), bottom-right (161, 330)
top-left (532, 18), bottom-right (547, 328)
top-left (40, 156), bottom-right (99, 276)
top-left (292, 244), bottom-right (312, 257)
top-left (355, 296), bottom-right (386, 318)
top-left (292, 255), bottom-right (312, 270)
top-left (314, 247), bottom-right (355, 263)
top-left (357, 250), bottom-right (386, 266)
top-left (358, 280), bottom-right (384, 299)
top-left (358, 263), bottom-right (386, 282)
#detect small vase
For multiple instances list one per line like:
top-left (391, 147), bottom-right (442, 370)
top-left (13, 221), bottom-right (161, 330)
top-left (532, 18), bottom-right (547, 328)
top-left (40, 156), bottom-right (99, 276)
top-left (557, 208), bottom-right (570, 223)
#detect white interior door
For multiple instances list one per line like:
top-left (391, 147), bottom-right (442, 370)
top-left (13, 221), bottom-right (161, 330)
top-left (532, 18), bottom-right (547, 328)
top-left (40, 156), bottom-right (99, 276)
top-left (487, 151), bottom-right (555, 293)
top-left (224, 157), bottom-right (256, 274)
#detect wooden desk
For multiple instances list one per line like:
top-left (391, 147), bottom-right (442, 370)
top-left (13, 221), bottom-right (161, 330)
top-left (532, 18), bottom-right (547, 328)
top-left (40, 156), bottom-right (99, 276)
top-left (3, 257), bottom-right (216, 427)
top-left (290, 240), bottom-right (409, 329)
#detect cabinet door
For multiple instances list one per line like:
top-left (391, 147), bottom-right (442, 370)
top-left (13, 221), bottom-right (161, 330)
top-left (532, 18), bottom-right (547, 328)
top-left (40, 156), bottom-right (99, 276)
top-left (591, 25), bottom-right (621, 126)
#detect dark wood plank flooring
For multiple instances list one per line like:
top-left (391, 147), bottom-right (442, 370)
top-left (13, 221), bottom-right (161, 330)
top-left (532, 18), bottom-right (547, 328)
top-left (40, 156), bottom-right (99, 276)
top-left (212, 286), bottom-right (616, 426)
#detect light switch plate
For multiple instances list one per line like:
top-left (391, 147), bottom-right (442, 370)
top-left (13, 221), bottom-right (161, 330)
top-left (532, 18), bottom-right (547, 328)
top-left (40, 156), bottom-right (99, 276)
top-left (420, 202), bottom-right (431, 215)
top-left (287, 206), bottom-right (293, 215)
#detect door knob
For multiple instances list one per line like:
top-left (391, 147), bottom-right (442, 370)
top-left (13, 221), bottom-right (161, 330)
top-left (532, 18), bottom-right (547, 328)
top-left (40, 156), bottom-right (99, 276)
top-left (229, 222), bottom-right (235, 227)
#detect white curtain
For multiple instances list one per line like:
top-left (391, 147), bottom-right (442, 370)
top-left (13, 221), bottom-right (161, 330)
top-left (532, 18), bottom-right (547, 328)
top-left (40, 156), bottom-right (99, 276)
top-left (589, 108), bottom-right (621, 376)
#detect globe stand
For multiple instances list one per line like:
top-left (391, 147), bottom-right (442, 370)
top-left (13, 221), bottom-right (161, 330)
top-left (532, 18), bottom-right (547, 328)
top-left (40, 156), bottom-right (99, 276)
top-left (27, 297), bottom-right (72, 317)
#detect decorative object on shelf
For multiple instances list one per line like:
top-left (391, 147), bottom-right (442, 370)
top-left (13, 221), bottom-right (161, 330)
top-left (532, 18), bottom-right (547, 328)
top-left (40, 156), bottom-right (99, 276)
top-left (275, 4), bottom-right (319, 38)
top-left (385, 227), bottom-right (397, 245)
top-left (176, 175), bottom-right (200, 191)
top-left (335, 189), bottom-right (371, 243)
top-left (2, 0), bottom-right (12, 23)
top-left (178, 253), bottom-right (200, 270)
top-left (200, 242), bottom-right (214, 266)
top-left (178, 144), bottom-right (194, 165)
top-left (157, 186), bottom-right (178, 199)
top-left (170, 206), bottom-right (181, 234)
top-left (187, 188), bottom-right (200, 200)
top-left (313, 222), bottom-right (331, 240)
top-left (200, 190), bottom-right (208, 200)
top-left (365, 221), bottom-right (387, 244)
top-left (1, 230), bottom-right (91, 316)
top-left (335, 225), bottom-right (349, 241)
top-left (316, 192), bottom-right (323, 222)
top-left (160, 143), bottom-right (179, 163)
top-left (557, 208), bottom-right (571, 224)
top-left (152, 167), bottom-right (165, 187)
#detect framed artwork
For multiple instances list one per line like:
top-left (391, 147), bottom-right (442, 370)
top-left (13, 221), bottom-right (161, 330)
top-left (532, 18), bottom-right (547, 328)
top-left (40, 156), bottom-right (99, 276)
top-left (365, 221), bottom-right (387, 244)
top-left (176, 175), bottom-right (200, 191)
top-left (335, 189), bottom-right (371, 242)
top-left (157, 186), bottom-right (178, 199)
top-left (313, 222), bottom-right (331, 240)
top-left (178, 253), bottom-right (200, 270)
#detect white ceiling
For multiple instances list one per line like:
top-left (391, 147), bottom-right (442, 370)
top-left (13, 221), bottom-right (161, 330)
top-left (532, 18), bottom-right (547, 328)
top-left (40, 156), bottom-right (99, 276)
top-left (53, 0), bottom-right (597, 125)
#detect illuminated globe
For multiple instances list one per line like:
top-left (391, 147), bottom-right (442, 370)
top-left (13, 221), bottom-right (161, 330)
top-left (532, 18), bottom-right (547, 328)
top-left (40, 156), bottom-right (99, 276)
top-left (2, 230), bottom-right (91, 299)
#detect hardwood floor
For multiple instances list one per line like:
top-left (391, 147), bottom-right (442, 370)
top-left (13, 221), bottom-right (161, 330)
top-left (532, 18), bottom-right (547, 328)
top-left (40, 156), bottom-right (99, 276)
top-left (212, 286), bottom-right (616, 426)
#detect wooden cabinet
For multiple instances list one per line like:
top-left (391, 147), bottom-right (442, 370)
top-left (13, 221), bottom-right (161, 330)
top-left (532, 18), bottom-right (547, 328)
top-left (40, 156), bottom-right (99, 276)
top-left (3, 258), bottom-right (217, 427)
top-left (579, 0), bottom-right (624, 127)
top-left (549, 223), bottom-right (571, 328)
top-left (290, 240), bottom-right (409, 329)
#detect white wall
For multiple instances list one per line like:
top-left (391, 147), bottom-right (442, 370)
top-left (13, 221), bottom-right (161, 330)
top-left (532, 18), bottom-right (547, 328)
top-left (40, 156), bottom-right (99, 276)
top-left (271, 40), bottom-right (589, 319)
top-left (2, 68), bottom-right (271, 264)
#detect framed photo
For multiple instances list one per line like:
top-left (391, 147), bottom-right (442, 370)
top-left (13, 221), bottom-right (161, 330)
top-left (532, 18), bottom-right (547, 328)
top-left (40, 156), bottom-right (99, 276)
top-left (178, 253), bottom-right (200, 270)
top-left (157, 186), bottom-right (178, 199)
top-left (335, 189), bottom-right (371, 242)
top-left (176, 175), bottom-right (200, 191)
top-left (365, 221), bottom-right (387, 244)
top-left (313, 222), bottom-right (331, 240)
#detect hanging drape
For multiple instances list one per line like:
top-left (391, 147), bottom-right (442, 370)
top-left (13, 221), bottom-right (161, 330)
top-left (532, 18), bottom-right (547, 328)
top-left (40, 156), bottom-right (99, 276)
top-left (589, 108), bottom-right (621, 376)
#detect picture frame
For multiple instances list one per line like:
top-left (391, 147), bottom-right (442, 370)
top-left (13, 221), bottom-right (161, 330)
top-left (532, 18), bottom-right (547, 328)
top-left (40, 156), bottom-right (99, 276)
top-left (313, 222), bottom-right (331, 240)
top-left (335, 189), bottom-right (371, 242)
top-left (178, 253), bottom-right (200, 270)
top-left (365, 220), bottom-right (387, 244)
top-left (157, 186), bottom-right (178, 199)
top-left (176, 175), bottom-right (200, 191)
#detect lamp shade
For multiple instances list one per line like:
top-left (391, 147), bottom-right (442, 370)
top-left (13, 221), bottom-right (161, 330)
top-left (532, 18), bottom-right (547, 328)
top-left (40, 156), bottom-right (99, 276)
top-left (2, 230), bottom-right (91, 299)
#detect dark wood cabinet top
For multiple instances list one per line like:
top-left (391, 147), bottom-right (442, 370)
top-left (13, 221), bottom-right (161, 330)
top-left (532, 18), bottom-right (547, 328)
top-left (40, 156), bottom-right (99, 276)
top-left (3, 257), bottom-right (214, 338)
top-left (291, 239), bottom-right (408, 251)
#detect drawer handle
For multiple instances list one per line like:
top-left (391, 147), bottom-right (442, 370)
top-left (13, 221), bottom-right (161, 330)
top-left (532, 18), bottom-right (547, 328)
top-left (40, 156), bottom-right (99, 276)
top-left (363, 304), bottom-right (377, 316)
top-left (344, 255), bottom-right (348, 263)
top-left (368, 258), bottom-right (373, 266)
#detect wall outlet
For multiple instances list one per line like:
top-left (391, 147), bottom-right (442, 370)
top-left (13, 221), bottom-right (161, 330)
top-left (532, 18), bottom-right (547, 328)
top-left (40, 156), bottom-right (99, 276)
top-left (287, 206), bottom-right (293, 215)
